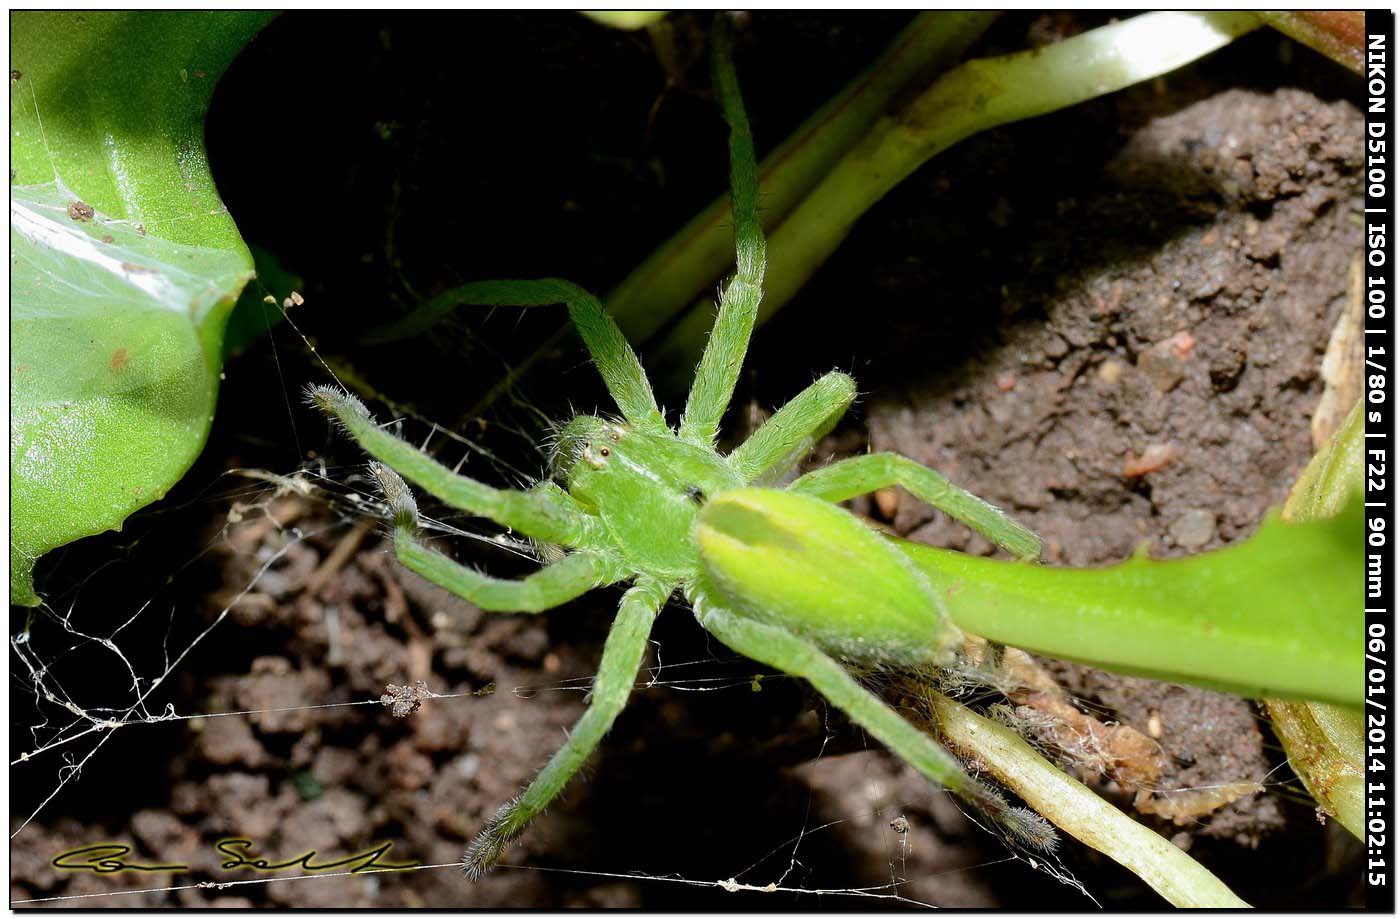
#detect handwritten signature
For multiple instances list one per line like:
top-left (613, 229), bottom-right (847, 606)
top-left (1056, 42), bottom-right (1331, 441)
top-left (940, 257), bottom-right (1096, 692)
top-left (52, 839), bottom-right (419, 875)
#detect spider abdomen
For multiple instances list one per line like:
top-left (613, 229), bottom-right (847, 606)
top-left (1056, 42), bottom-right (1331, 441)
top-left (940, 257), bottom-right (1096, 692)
top-left (693, 488), bottom-right (962, 670)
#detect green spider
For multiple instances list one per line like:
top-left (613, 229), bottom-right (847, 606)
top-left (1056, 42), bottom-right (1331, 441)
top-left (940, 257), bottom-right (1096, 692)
top-left (312, 19), bottom-right (1046, 879)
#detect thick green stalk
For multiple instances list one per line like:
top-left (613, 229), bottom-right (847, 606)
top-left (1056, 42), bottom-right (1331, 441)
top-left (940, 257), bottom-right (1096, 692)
top-left (1267, 697), bottom-right (1364, 838)
top-left (1264, 399), bottom-right (1365, 838)
top-left (928, 693), bottom-right (1249, 908)
top-left (899, 497), bottom-right (1361, 707)
top-left (652, 11), bottom-right (1261, 374)
top-left (580, 11), bottom-right (667, 31)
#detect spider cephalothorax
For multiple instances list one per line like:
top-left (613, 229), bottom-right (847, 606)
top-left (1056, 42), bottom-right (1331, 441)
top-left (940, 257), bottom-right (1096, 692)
top-left (314, 17), bottom-right (1044, 879)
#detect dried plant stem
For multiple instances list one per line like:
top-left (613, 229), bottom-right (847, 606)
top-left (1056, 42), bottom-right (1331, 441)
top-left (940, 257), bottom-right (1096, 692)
top-left (927, 691), bottom-right (1250, 908)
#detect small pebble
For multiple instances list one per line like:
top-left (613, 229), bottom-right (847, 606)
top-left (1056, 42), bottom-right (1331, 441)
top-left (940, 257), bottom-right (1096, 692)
top-left (1136, 332), bottom-right (1194, 392)
top-left (1096, 359), bottom-right (1125, 385)
top-left (1169, 509), bottom-right (1216, 548)
top-left (1166, 330), bottom-right (1195, 360)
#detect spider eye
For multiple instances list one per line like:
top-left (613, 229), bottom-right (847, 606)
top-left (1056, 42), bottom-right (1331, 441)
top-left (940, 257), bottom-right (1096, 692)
top-left (598, 447), bottom-right (611, 458)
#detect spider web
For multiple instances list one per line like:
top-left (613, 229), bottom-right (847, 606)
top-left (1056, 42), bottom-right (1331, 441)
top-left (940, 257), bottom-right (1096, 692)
top-left (2, 292), bottom-right (1060, 909)
top-left (7, 83), bottom-right (1286, 909)
top-left (17, 267), bottom-right (1319, 911)
top-left (8, 264), bottom-right (1303, 907)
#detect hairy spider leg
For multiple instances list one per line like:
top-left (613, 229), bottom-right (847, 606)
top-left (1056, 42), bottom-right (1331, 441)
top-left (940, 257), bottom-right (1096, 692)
top-left (372, 465), bottom-right (624, 611)
top-left (789, 453), bottom-right (1043, 561)
top-left (396, 541), bottom-right (616, 613)
top-left (677, 18), bottom-right (765, 448)
top-left (693, 598), bottom-right (1007, 815)
top-left (311, 386), bottom-right (596, 547)
top-left (464, 576), bottom-right (673, 879)
top-left (729, 370), bottom-right (857, 483)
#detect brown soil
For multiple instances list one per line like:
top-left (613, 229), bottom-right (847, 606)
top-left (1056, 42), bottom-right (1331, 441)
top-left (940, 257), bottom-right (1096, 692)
top-left (10, 12), bottom-right (1364, 909)
top-left (861, 87), bottom-right (1362, 851)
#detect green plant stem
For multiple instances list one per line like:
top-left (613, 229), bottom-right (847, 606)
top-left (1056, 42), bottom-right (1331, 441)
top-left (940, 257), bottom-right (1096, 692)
top-left (579, 11), bottom-right (668, 31)
top-left (652, 10), bottom-right (1261, 376)
top-left (927, 692), bottom-right (1249, 908)
top-left (450, 12), bottom-right (997, 419)
top-left (899, 497), bottom-right (1361, 707)
top-left (1266, 696), bottom-right (1364, 837)
top-left (1264, 398), bottom-right (1365, 838)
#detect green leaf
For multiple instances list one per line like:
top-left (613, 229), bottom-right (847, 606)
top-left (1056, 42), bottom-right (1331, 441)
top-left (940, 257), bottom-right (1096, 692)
top-left (9, 11), bottom-right (273, 605)
top-left (899, 497), bottom-right (1362, 707)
